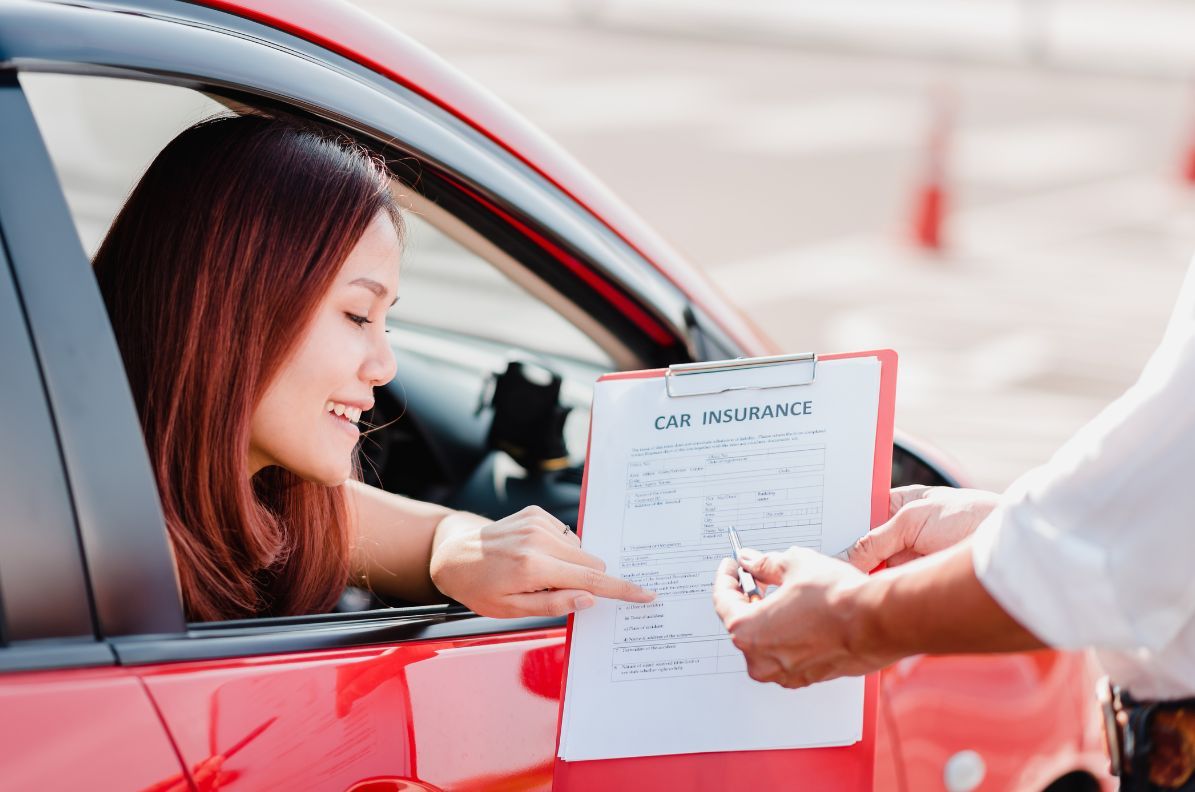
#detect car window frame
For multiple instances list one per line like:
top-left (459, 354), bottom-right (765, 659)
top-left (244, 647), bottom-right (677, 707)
top-left (0, 68), bottom-right (185, 644)
top-left (1, 0), bottom-right (713, 663)
top-left (0, 227), bottom-right (110, 673)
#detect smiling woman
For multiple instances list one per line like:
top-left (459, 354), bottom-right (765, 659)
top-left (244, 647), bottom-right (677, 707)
top-left (92, 114), bottom-right (654, 622)
top-left (93, 115), bottom-right (393, 620)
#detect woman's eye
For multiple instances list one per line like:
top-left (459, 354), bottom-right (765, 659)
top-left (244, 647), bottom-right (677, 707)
top-left (345, 313), bottom-right (372, 327)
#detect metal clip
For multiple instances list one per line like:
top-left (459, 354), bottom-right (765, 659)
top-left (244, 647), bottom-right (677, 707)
top-left (664, 352), bottom-right (817, 398)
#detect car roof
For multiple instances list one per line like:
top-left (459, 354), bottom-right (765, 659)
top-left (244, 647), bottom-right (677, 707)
top-left (189, 0), bottom-right (774, 354)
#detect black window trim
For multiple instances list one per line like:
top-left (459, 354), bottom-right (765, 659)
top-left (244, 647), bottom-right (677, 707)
top-left (0, 639), bottom-right (115, 674)
top-left (112, 609), bottom-right (567, 665)
top-left (0, 188), bottom-right (112, 672)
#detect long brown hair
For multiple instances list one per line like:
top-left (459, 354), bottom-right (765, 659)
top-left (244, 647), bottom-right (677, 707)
top-left (94, 114), bottom-right (402, 621)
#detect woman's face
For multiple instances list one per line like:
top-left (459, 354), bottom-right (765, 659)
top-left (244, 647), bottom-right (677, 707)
top-left (249, 211), bottom-right (401, 484)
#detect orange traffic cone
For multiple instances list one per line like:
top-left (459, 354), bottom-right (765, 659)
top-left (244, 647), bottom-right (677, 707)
top-left (1183, 127), bottom-right (1195, 186)
top-left (910, 86), bottom-right (954, 252)
top-left (913, 181), bottom-right (946, 251)
top-left (1182, 84), bottom-right (1195, 186)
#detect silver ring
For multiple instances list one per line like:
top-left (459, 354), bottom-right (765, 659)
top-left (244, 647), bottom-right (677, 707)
top-left (563, 524), bottom-right (571, 535)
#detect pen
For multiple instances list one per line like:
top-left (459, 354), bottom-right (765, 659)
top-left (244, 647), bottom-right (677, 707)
top-left (728, 527), bottom-right (763, 602)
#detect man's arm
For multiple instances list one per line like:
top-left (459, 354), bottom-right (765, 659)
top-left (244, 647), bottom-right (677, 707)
top-left (845, 537), bottom-right (1046, 661)
top-left (713, 536), bottom-right (1045, 689)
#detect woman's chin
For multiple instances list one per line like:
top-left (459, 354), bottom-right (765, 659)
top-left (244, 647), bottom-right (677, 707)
top-left (318, 467), bottom-right (352, 487)
top-left (289, 459), bottom-right (352, 487)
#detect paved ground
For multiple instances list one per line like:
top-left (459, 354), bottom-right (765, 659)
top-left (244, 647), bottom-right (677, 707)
top-left (354, 0), bottom-right (1195, 490)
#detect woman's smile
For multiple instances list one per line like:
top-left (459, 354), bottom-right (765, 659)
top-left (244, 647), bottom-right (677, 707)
top-left (325, 400), bottom-right (365, 438)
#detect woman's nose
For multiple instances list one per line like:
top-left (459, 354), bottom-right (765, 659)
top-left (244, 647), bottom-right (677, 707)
top-left (362, 328), bottom-right (397, 387)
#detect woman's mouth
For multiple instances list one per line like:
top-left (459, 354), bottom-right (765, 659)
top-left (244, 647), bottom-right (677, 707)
top-left (325, 400), bottom-right (362, 437)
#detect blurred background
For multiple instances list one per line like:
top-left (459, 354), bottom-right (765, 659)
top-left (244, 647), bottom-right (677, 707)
top-left (351, 0), bottom-right (1195, 490)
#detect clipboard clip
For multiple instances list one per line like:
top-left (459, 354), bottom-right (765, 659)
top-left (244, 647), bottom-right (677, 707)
top-left (665, 352), bottom-right (817, 398)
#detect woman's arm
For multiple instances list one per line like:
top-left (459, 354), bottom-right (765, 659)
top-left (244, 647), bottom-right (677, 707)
top-left (346, 480), bottom-right (654, 617)
top-left (346, 479), bottom-right (455, 603)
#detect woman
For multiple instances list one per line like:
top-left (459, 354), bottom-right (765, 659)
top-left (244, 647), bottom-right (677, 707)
top-left (94, 113), bottom-right (652, 622)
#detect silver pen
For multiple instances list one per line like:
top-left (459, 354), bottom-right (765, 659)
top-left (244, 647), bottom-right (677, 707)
top-left (728, 527), bottom-right (763, 602)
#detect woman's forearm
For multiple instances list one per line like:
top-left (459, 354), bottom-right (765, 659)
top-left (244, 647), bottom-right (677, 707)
top-left (347, 479), bottom-right (466, 603)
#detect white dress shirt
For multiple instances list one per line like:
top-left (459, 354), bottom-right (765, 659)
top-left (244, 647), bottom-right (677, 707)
top-left (972, 255), bottom-right (1195, 700)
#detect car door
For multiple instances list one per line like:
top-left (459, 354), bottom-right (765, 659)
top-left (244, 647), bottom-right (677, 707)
top-left (0, 72), bottom-right (187, 791)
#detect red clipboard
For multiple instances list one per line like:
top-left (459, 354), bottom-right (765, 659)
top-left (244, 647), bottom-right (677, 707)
top-left (552, 349), bottom-right (897, 791)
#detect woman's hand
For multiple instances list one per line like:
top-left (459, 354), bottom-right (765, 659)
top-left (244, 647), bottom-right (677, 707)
top-left (844, 485), bottom-right (1000, 572)
top-left (429, 505), bottom-right (655, 618)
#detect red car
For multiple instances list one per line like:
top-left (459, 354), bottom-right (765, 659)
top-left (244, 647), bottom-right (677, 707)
top-left (0, 1), bottom-right (1111, 789)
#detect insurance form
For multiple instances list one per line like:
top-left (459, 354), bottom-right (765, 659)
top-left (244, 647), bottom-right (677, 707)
top-left (557, 355), bottom-right (883, 762)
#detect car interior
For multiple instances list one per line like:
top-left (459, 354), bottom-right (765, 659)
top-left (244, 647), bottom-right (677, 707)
top-left (22, 71), bottom-right (952, 624)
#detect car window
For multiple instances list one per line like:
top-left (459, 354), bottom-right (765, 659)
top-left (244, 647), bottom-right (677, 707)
top-left (19, 70), bottom-right (612, 629)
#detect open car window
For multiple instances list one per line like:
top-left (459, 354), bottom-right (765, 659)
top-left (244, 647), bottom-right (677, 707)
top-left (19, 70), bottom-right (624, 627)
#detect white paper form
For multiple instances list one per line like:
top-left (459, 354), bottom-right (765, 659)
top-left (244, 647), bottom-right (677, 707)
top-left (558, 356), bottom-right (881, 762)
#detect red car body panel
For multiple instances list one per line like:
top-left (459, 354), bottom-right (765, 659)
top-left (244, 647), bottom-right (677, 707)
top-left (192, 0), bottom-right (778, 358)
top-left (137, 630), bottom-right (564, 791)
top-left (882, 651), bottom-right (1112, 791)
top-left (0, 667), bottom-right (185, 791)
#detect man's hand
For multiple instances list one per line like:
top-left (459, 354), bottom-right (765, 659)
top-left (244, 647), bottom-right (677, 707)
top-left (844, 486), bottom-right (1000, 572)
top-left (429, 506), bottom-right (655, 618)
top-left (712, 547), bottom-right (896, 689)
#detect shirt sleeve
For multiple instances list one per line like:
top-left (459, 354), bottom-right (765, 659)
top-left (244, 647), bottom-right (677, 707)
top-left (972, 256), bottom-right (1195, 653)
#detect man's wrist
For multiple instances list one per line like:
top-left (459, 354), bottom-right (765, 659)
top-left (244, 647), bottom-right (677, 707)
top-left (834, 572), bottom-right (901, 669)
